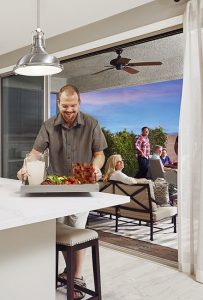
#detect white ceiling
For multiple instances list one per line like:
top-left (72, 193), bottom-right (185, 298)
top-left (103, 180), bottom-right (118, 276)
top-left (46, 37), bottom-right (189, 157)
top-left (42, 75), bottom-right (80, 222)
top-left (0, 0), bottom-right (188, 74)
top-left (0, 0), bottom-right (152, 56)
top-left (52, 32), bottom-right (183, 92)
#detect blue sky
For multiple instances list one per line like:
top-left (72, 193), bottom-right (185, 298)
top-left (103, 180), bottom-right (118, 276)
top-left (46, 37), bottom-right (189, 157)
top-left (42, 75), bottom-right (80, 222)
top-left (51, 79), bottom-right (182, 134)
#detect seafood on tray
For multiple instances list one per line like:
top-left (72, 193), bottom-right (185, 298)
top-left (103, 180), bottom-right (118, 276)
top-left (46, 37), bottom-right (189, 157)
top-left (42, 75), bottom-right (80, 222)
top-left (41, 163), bottom-right (96, 185)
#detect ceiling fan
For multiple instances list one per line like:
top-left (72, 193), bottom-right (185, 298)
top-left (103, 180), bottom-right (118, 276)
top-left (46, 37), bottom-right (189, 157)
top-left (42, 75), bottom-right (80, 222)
top-left (92, 48), bottom-right (162, 75)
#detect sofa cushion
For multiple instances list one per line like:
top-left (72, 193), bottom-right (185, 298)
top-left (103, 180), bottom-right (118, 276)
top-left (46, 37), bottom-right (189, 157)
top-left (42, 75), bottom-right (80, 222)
top-left (153, 206), bottom-right (177, 221)
top-left (119, 206), bottom-right (177, 222)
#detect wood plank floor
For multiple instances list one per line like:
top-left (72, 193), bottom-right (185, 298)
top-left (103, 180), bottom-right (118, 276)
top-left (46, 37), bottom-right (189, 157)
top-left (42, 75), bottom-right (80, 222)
top-left (97, 230), bottom-right (178, 262)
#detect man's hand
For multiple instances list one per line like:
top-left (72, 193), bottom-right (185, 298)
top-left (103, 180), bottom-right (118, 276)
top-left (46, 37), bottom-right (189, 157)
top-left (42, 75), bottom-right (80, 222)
top-left (138, 150), bottom-right (144, 157)
top-left (17, 167), bottom-right (28, 182)
top-left (94, 168), bottom-right (102, 181)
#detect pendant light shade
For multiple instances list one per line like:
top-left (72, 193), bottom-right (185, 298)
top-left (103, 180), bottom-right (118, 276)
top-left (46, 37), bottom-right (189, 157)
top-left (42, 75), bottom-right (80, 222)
top-left (14, 28), bottom-right (63, 76)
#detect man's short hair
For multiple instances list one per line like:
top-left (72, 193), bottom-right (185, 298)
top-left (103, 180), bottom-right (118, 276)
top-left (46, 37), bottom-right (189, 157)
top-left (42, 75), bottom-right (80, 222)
top-left (153, 145), bottom-right (162, 152)
top-left (57, 84), bottom-right (81, 103)
top-left (142, 126), bottom-right (149, 131)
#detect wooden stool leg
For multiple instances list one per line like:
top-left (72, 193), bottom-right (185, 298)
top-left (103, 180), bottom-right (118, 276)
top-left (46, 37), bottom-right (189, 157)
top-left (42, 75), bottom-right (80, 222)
top-left (92, 240), bottom-right (102, 300)
top-left (55, 248), bottom-right (59, 289)
top-left (66, 247), bottom-right (75, 300)
top-left (174, 216), bottom-right (177, 233)
top-left (150, 222), bottom-right (153, 241)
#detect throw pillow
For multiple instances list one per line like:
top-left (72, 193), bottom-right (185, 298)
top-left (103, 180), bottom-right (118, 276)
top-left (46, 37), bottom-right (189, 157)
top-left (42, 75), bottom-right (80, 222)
top-left (153, 178), bottom-right (170, 206)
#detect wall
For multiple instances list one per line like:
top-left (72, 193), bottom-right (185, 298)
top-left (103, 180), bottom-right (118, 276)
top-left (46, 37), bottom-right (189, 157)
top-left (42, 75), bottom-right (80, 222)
top-left (166, 134), bottom-right (178, 162)
top-left (50, 77), bottom-right (67, 93)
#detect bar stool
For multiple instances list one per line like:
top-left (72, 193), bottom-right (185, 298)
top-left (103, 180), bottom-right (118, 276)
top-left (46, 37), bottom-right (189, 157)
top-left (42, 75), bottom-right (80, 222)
top-left (56, 222), bottom-right (102, 300)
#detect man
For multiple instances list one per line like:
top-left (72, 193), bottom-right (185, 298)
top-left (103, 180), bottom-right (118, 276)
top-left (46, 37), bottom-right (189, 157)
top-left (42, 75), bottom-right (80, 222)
top-left (150, 144), bottom-right (164, 170)
top-left (150, 145), bottom-right (163, 161)
top-left (17, 84), bottom-right (107, 300)
top-left (135, 127), bottom-right (150, 178)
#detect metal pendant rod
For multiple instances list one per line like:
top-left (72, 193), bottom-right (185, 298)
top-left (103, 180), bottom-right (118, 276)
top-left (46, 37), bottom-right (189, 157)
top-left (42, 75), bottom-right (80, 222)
top-left (37, 0), bottom-right (40, 29)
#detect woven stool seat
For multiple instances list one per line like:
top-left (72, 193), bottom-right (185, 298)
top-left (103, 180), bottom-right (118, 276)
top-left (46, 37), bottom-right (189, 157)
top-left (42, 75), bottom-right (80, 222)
top-left (56, 222), bottom-right (98, 246)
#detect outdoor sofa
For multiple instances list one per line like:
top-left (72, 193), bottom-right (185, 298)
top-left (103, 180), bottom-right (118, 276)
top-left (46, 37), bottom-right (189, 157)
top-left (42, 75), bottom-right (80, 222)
top-left (94, 180), bottom-right (177, 241)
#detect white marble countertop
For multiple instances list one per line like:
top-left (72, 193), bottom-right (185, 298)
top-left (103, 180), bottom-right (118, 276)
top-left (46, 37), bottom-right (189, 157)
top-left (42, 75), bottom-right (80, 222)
top-left (0, 178), bottom-right (129, 231)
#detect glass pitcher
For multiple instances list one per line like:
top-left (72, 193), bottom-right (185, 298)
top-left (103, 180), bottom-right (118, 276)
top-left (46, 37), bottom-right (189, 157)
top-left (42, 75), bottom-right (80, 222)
top-left (24, 152), bottom-right (45, 185)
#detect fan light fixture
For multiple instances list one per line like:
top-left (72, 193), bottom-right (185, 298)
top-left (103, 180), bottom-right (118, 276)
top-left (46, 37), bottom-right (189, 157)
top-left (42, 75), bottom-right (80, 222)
top-left (13, 1), bottom-right (63, 76)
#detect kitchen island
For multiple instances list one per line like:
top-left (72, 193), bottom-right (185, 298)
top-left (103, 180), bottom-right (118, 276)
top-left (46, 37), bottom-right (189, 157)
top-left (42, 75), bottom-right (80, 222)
top-left (0, 178), bottom-right (129, 300)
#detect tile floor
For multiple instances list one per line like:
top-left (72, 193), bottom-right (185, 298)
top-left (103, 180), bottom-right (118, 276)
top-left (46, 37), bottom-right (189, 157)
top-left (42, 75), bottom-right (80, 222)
top-left (56, 244), bottom-right (203, 300)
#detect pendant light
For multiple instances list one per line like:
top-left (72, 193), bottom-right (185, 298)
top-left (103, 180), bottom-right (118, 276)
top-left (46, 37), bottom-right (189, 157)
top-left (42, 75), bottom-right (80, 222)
top-left (13, 0), bottom-right (63, 76)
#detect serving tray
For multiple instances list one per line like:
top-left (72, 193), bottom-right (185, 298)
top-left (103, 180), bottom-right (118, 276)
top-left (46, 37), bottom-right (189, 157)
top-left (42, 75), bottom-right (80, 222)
top-left (20, 183), bottom-right (99, 194)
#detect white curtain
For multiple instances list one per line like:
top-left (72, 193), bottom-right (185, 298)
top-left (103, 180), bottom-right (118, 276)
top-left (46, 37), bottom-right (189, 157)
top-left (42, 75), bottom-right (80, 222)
top-left (179, 0), bottom-right (203, 283)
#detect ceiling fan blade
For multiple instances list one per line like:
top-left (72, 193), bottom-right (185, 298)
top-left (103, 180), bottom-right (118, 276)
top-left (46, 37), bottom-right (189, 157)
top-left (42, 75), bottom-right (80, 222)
top-left (91, 67), bottom-right (114, 75)
top-left (128, 61), bottom-right (162, 66)
top-left (116, 57), bottom-right (131, 65)
top-left (123, 67), bottom-right (139, 74)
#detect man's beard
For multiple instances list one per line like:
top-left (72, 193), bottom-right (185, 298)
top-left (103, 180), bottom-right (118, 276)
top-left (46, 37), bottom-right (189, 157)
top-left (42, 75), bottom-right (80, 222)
top-left (62, 112), bottom-right (77, 124)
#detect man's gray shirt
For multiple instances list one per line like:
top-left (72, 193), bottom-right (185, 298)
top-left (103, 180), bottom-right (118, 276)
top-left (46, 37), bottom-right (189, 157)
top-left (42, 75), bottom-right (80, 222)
top-left (33, 112), bottom-right (107, 175)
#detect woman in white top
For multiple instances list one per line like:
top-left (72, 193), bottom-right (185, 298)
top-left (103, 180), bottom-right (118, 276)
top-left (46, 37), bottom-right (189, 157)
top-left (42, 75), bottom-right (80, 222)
top-left (103, 154), bottom-right (149, 184)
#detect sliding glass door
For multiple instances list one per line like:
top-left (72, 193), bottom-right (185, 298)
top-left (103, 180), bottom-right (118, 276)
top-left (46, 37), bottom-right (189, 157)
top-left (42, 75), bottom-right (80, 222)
top-left (1, 75), bottom-right (44, 179)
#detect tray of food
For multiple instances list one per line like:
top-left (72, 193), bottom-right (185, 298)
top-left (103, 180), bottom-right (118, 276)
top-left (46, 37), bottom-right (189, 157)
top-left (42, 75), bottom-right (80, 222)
top-left (20, 175), bottom-right (99, 194)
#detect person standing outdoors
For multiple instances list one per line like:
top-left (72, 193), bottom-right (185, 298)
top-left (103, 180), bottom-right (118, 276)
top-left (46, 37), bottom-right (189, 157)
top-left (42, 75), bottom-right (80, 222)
top-left (135, 126), bottom-right (150, 178)
top-left (17, 84), bottom-right (107, 300)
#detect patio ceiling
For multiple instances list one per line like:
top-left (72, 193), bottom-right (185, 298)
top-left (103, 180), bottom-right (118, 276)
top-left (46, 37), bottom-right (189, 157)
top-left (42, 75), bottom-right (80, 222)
top-left (53, 32), bottom-right (183, 92)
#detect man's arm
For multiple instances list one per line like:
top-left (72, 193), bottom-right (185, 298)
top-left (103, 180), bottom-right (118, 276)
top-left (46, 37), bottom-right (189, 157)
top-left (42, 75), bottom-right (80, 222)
top-left (135, 136), bottom-right (144, 157)
top-left (17, 148), bottom-right (42, 181)
top-left (92, 151), bottom-right (105, 169)
top-left (92, 151), bottom-right (105, 181)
